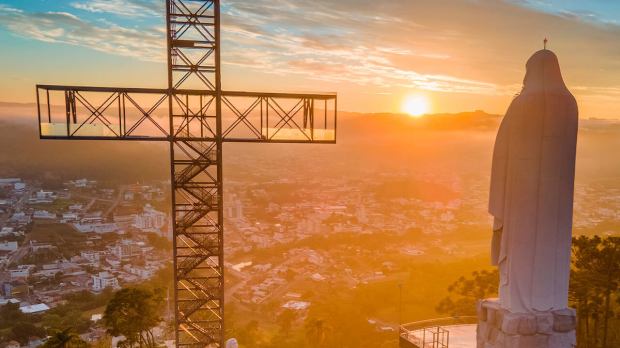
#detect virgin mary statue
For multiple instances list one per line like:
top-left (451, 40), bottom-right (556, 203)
top-left (489, 49), bottom-right (578, 314)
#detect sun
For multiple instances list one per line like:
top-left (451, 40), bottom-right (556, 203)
top-left (402, 94), bottom-right (431, 117)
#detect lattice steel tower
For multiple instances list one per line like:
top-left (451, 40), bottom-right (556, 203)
top-left (35, 1), bottom-right (337, 346)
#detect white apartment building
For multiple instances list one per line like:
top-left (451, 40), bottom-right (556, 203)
top-left (80, 251), bottom-right (101, 263)
top-left (133, 204), bottom-right (166, 232)
top-left (92, 272), bottom-right (119, 291)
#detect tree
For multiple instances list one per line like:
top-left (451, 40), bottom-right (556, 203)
top-left (146, 234), bottom-right (171, 251)
top-left (103, 287), bottom-right (165, 348)
top-left (10, 322), bottom-right (46, 345)
top-left (42, 328), bottom-right (87, 348)
top-left (304, 318), bottom-right (328, 347)
top-left (0, 302), bottom-right (25, 326)
top-left (276, 309), bottom-right (297, 335)
top-left (435, 269), bottom-right (498, 316)
top-left (91, 335), bottom-right (112, 348)
top-left (235, 320), bottom-right (263, 347)
top-left (570, 235), bottom-right (620, 348)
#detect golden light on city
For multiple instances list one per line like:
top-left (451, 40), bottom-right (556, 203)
top-left (402, 94), bottom-right (431, 117)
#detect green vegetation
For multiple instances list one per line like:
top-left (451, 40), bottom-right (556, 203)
top-left (435, 269), bottom-right (498, 316)
top-left (20, 248), bottom-right (62, 266)
top-left (571, 235), bottom-right (620, 348)
top-left (41, 328), bottom-right (87, 348)
top-left (434, 235), bottom-right (620, 348)
top-left (224, 255), bottom-right (489, 348)
top-left (0, 302), bottom-right (45, 344)
top-left (146, 234), bottom-right (172, 252)
top-left (30, 199), bottom-right (74, 214)
top-left (103, 287), bottom-right (165, 348)
top-left (0, 289), bottom-right (113, 343)
top-left (27, 222), bottom-right (87, 258)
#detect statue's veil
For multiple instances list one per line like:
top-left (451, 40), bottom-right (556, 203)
top-left (521, 50), bottom-right (569, 95)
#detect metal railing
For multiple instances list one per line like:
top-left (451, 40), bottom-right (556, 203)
top-left (399, 316), bottom-right (477, 348)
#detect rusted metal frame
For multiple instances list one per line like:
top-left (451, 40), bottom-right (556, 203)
top-left (194, 70), bottom-right (217, 90)
top-left (177, 162), bottom-right (218, 185)
top-left (123, 93), bottom-right (169, 137)
top-left (73, 90), bottom-right (116, 126)
top-left (171, 94), bottom-right (215, 138)
top-left (174, 47), bottom-right (215, 70)
top-left (36, 85), bottom-right (336, 99)
top-left (180, 140), bottom-right (217, 162)
top-left (173, 69), bottom-right (194, 90)
top-left (222, 96), bottom-right (263, 138)
top-left (70, 91), bottom-right (120, 137)
top-left (268, 97), bottom-right (306, 131)
top-left (267, 97), bottom-right (311, 141)
top-left (172, 0), bottom-right (213, 39)
top-left (173, 94), bottom-right (208, 137)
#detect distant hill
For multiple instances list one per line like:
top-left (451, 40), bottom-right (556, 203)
top-left (344, 109), bottom-right (501, 132)
top-left (0, 102), bottom-right (168, 183)
top-left (1, 102), bottom-right (619, 184)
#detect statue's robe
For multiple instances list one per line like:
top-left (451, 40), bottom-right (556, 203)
top-left (489, 50), bottom-right (578, 313)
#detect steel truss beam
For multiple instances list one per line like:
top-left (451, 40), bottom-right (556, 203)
top-left (36, 86), bottom-right (336, 143)
top-left (168, 2), bottom-right (223, 346)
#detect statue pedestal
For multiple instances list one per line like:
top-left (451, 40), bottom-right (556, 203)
top-left (476, 299), bottom-right (576, 348)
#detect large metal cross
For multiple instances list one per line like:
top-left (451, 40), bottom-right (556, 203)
top-left (35, 1), bottom-right (337, 346)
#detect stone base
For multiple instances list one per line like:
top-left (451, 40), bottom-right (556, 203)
top-left (476, 298), bottom-right (576, 348)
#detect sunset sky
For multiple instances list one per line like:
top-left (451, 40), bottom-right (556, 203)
top-left (0, 0), bottom-right (619, 118)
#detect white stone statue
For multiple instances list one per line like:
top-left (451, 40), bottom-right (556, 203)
top-left (489, 49), bottom-right (578, 314)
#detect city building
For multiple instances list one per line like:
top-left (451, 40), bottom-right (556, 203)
top-left (19, 303), bottom-right (51, 314)
top-left (9, 265), bottom-right (35, 279)
top-left (69, 204), bottom-right (84, 211)
top-left (282, 300), bottom-right (310, 310)
top-left (31, 190), bottom-right (56, 203)
top-left (62, 212), bottom-right (80, 222)
top-left (133, 204), bottom-right (167, 232)
top-left (73, 222), bottom-right (119, 234)
top-left (80, 251), bottom-right (101, 263)
top-left (124, 265), bottom-right (155, 280)
top-left (68, 178), bottom-right (96, 188)
top-left (0, 241), bottom-right (18, 252)
top-left (10, 212), bottom-right (31, 225)
top-left (0, 227), bottom-right (15, 236)
top-left (33, 210), bottom-right (57, 220)
top-left (0, 178), bottom-right (21, 187)
top-left (110, 240), bottom-right (142, 259)
top-left (92, 272), bottom-right (119, 291)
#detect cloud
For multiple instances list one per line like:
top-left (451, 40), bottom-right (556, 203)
top-left (71, 0), bottom-right (162, 17)
top-left (218, 0), bottom-right (497, 94)
top-left (507, 0), bottom-right (620, 26)
top-left (0, 6), bottom-right (164, 61)
top-left (0, 0), bottom-right (619, 101)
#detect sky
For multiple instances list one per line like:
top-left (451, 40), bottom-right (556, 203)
top-left (0, 0), bottom-right (619, 118)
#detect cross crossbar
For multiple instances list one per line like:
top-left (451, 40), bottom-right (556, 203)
top-left (37, 85), bottom-right (337, 143)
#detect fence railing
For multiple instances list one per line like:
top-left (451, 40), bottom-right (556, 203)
top-left (399, 316), bottom-right (478, 348)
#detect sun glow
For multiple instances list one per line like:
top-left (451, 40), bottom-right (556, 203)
top-left (403, 94), bottom-right (431, 117)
